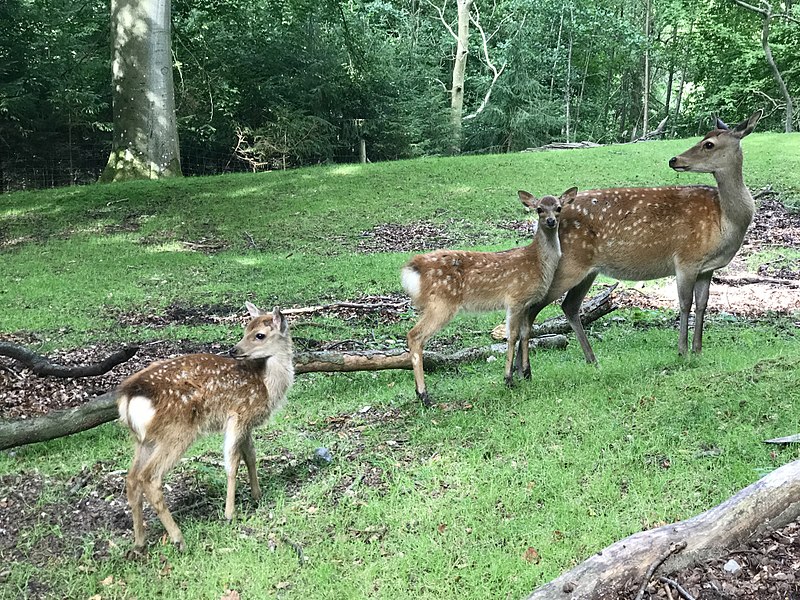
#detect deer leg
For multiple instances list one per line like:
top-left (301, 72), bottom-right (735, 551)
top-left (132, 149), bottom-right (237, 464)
top-left (223, 415), bottom-right (243, 521)
top-left (126, 442), bottom-right (153, 555)
top-left (561, 273), bottom-right (599, 364)
top-left (407, 305), bottom-right (456, 406)
top-left (675, 269), bottom-right (699, 356)
top-left (516, 304), bottom-right (537, 380)
top-left (239, 431), bottom-right (261, 503)
top-left (139, 442), bottom-right (191, 552)
top-left (692, 271), bottom-right (713, 354)
top-left (505, 308), bottom-right (525, 387)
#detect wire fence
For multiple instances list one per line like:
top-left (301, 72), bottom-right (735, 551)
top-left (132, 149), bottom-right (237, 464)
top-left (0, 133), bottom-right (366, 194)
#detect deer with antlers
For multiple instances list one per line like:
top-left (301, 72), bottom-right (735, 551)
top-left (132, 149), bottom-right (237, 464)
top-left (117, 303), bottom-right (294, 555)
top-left (402, 187), bottom-right (577, 405)
top-left (517, 111), bottom-right (762, 366)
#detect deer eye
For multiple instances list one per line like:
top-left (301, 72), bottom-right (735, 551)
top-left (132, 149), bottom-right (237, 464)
top-left (703, 141), bottom-right (715, 150)
top-left (536, 208), bottom-right (543, 215)
top-left (255, 333), bottom-right (266, 340)
top-left (555, 206), bottom-right (562, 213)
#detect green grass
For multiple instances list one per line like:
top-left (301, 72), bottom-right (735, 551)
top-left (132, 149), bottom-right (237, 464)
top-left (1, 133), bottom-right (800, 599)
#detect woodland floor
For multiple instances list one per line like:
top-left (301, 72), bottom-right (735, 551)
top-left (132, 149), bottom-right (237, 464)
top-left (1, 193), bottom-right (800, 598)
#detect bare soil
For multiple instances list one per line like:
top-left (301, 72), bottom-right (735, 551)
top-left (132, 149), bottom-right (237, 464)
top-left (1, 192), bottom-right (799, 598)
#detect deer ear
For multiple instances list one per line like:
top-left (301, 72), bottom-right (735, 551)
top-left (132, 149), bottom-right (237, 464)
top-left (731, 109), bottom-right (762, 139)
top-left (245, 301), bottom-right (262, 319)
top-left (272, 306), bottom-right (288, 333)
top-left (560, 187), bottom-right (578, 204)
top-left (713, 114), bottom-right (730, 130)
top-left (518, 190), bottom-right (538, 210)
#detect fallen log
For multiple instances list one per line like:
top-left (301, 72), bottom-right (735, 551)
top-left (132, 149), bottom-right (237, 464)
top-left (526, 458), bottom-right (800, 600)
top-left (493, 283), bottom-right (618, 340)
top-left (0, 336), bottom-right (567, 451)
top-left (294, 336), bottom-right (566, 373)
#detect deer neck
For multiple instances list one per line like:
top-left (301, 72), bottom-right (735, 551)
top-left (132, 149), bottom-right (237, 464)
top-left (252, 344), bottom-right (295, 409)
top-left (533, 225), bottom-right (562, 259)
top-left (714, 159), bottom-right (755, 235)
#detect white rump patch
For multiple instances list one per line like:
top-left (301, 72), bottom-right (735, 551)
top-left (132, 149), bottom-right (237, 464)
top-left (127, 395), bottom-right (156, 442)
top-left (401, 266), bottom-right (421, 301)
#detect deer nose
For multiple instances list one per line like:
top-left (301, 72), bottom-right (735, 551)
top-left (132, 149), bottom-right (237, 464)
top-left (546, 217), bottom-right (557, 228)
top-left (228, 346), bottom-right (240, 357)
top-left (668, 156), bottom-right (678, 168)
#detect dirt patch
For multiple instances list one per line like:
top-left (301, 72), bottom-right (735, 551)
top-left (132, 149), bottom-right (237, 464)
top-left (357, 218), bottom-right (497, 253)
top-left (618, 518), bottom-right (800, 599)
top-left (0, 340), bottom-right (224, 418)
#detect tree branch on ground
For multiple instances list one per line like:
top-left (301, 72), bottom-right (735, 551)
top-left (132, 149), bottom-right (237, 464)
top-left (526, 458), bottom-right (800, 599)
top-left (0, 343), bottom-right (139, 378)
top-left (0, 337), bottom-right (567, 451)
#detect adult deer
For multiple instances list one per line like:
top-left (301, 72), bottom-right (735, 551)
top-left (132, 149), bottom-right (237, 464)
top-left (117, 303), bottom-right (294, 555)
top-left (520, 111), bottom-right (762, 366)
top-left (402, 188), bottom-right (577, 405)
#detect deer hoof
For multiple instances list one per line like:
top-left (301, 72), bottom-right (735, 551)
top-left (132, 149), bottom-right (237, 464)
top-left (174, 538), bottom-right (187, 553)
top-left (417, 391), bottom-right (432, 408)
top-left (504, 375), bottom-right (514, 388)
top-left (522, 367), bottom-right (531, 380)
top-left (126, 547), bottom-right (144, 561)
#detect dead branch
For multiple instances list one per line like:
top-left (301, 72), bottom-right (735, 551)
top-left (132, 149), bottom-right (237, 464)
top-left (764, 433), bottom-right (800, 444)
top-left (282, 299), bottom-right (410, 316)
top-left (0, 342), bottom-right (138, 378)
top-left (658, 577), bottom-right (696, 600)
top-left (712, 274), bottom-right (800, 288)
top-left (0, 337), bottom-right (567, 451)
top-left (634, 542), bottom-right (687, 600)
top-left (492, 284), bottom-right (618, 340)
top-left (526, 458), bottom-right (800, 599)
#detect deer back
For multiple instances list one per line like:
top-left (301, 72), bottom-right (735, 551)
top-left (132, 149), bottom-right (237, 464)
top-left (555, 185), bottom-right (724, 281)
top-left (118, 354), bottom-right (275, 443)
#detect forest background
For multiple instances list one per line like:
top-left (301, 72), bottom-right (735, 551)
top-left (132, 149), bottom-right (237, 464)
top-left (0, 0), bottom-right (798, 191)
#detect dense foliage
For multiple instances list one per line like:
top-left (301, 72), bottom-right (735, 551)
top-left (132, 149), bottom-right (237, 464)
top-left (1, 0), bottom-right (798, 190)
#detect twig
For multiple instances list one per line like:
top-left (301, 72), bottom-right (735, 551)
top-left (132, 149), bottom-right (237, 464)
top-left (712, 274), bottom-right (800, 288)
top-left (663, 582), bottom-right (675, 600)
top-left (658, 576), bottom-right (696, 600)
top-left (280, 535), bottom-right (305, 564)
top-left (634, 541), bottom-right (687, 600)
top-left (282, 300), bottom-right (410, 316)
top-left (243, 231), bottom-right (258, 250)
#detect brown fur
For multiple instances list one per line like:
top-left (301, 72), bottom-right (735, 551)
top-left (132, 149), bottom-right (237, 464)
top-left (402, 187), bottom-right (577, 404)
top-left (117, 304), bottom-right (294, 555)
top-left (524, 111), bottom-right (762, 362)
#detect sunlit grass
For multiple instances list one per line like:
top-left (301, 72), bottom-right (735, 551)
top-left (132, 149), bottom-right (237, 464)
top-left (1, 135), bottom-right (799, 599)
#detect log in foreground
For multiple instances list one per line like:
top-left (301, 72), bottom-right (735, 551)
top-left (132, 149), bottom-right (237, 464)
top-left (0, 336), bottom-right (567, 451)
top-left (526, 458), bottom-right (800, 600)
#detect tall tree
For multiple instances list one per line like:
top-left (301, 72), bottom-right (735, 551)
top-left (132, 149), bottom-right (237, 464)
top-left (101, 0), bottom-right (181, 182)
top-left (730, 0), bottom-right (793, 132)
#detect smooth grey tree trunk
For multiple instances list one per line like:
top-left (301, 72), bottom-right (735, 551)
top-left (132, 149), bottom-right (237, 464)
top-left (101, 0), bottom-right (182, 182)
top-left (450, 0), bottom-right (472, 153)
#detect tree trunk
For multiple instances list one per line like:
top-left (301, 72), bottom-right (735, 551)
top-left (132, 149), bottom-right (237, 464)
top-left (663, 23), bottom-right (678, 116)
top-left (642, 0), bottom-right (651, 134)
top-left (0, 337), bottom-right (567, 451)
top-left (100, 0), bottom-right (182, 182)
top-left (758, 6), bottom-right (793, 132)
top-left (450, 0), bottom-right (472, 153)
top-left (730, 0), bottom-right (793, 133)
top-left (673, 20), bottom-right (692, 126)
top-left (527, 458), bottom-right (800, 599)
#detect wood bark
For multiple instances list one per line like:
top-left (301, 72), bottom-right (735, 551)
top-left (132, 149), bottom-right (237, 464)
top-left (730, 0), bottom-right (794, 133)
top-left (527, 458), bottom-right (800, 599)
top-left (0, 337), bottom-right (567, 451)
top-left (100, 0), bottom-right (182, 181)
top-left (0, 342), bottom-right (139, 378)
top-left (450, 0), bottom-right (472, 153)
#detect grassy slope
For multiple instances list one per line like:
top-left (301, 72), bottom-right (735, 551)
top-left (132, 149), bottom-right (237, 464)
top-left (1, 133), bottom-right (799, 599)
